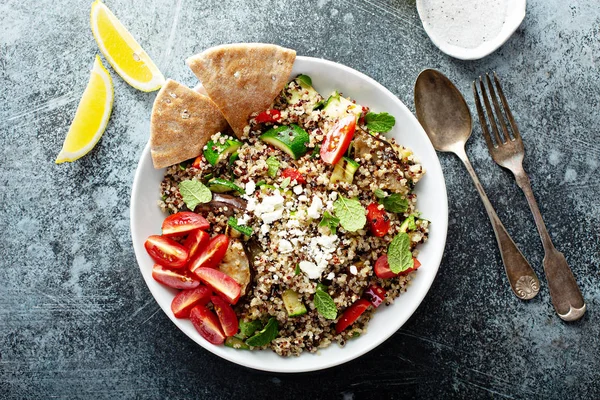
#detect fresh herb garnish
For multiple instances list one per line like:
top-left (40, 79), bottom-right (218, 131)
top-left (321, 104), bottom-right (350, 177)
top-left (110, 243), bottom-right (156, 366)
top-left (319, 211), bottom-right (340, 234)
top-left (365, 112), bottom-right (396, 133)
top-left (296, 74), bottom-right (312, 87)
top-left (374, 189), bottom-right (387, 199)
top-left (387, 232), bottom-right (414, 274)
top-left (178, 180), bottom-right (212, 211)
top-left (333, 196), bottom-right (366, 232)
top-left (239, 319), bottom-right (263, 338)
top-left (311, 144), bottom-right (321, 159)
top-left (280, 177), bottom-right (291, 188)
top-left (245, 317), bottom-right (279, 347)
top-left (227, 217), bottom-right (253, 236)
top-left (314, 285), bottom-right (337, 320)
top-left (381, 193), bottom-right (409, 214)
top-left (266, 156), bottom-right (280, 178)
top-left (294, 264), bottom-right (301, 276)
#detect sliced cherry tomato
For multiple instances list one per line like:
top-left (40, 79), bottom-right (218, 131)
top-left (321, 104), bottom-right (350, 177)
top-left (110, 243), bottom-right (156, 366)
top-left (255, 109), bottom-right (281, 124)
top-left (194, 267), bottom-right (241, 305)
top-left (281, 168), bottom-right (306, 184)
top-left (184, 229), bottom-right (210, 259)
top-left (189, 305), bottom-right (226, 345)
top-left (210, 295), bottom-right (239, 337)
top-left (171, 286), bottom-right (212, 318)
top-left (335, 299), bottom-right (371, 333)
top-left (192, 156), bottom-right (202, 169)
top-left (364, 285), bottom-right (386, 308)
top-left (366, 203), bottom-right (390, 237)
top-left (162, 211), bottom-right (210, 237)
top-left (188, 234), bottom-right (229, 273)
top-left (374, 255), bottom-right (421, 279)
top-left (152, 264), bottom-right (200, 289)
top-left (145, 235), bottom-right (189, 269)
top-left (320, 115), bottom-right (357, 164)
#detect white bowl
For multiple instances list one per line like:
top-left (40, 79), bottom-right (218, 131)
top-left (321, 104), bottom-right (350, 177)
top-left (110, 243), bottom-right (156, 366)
top-left (130, 56), bottom-right (448, 373)
top-left (416, 0), bottom-right (527, 60)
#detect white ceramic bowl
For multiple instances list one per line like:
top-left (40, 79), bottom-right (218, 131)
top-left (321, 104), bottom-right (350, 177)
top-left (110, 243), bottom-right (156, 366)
top-left (130, 56), bottom-right (448, 373)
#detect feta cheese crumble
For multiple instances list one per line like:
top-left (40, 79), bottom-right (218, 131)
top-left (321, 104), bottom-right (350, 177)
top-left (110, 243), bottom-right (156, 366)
top-left (307, 195), bottom-right (323, 219)
top-left (299, 261), bottom-right (323, 280)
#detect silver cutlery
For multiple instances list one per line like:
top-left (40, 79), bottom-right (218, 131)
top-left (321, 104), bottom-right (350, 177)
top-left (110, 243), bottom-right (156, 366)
top-left (473, 72), bottom-right (586, 321)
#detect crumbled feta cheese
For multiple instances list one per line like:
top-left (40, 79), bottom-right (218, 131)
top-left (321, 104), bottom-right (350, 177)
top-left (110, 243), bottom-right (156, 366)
top-left (329, 192), bottom-right (338, 201)
top-left (278, 239), bottom-right (293, 253)
top-left (254, 192), bottom-right (285, 215)
top-left (298, 195), bottom-right (309, 202)
top-left (260, 224), bottom-right (270, 235)
top-left (237, 214), bottom-right (250, 225)
top-left (350, 265), bottom-right (358, 275)
top-left (307, 195), bottom-right (323, 219)
top-left (325, 200), bottom-right (334, 211)
top-left (299, 261), bottom-right (324, 280)
top-left (293, 185), bottom-right (303, 195)
top-left (316, 234), bottom-right (338, 249)
top-left (245, 180), bottom-right (256, 195)
top-left (246, 197), bottom-right (257, 211)
top-left (326, 272), bottom-right (335, 280)
top-left (261, 208), bottom-right (283, 224)
top-left (273, 274), bottom-right (279, 281)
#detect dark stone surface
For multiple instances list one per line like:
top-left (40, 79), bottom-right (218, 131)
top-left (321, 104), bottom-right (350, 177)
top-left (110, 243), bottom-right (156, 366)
top-left (1, 0), bottom-right (599, 398)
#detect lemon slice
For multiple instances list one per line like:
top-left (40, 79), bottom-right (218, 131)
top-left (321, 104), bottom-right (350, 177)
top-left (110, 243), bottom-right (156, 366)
top-left (56, 55), bottom-right (114, 164)
top-left (90, 0), bottom-right (165, 92)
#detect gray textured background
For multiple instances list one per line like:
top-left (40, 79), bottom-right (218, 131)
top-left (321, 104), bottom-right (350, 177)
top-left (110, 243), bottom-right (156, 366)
top-left (1, 0), bottom-right (599, 399)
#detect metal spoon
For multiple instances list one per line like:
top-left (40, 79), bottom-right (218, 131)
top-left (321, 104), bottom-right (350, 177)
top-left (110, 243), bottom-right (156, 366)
top-left (414, 69), bottom-right (540, 300)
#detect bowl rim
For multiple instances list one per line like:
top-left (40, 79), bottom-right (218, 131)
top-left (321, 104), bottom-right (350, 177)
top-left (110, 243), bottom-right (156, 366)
top-left (130, 55), bottom-right (448, 373)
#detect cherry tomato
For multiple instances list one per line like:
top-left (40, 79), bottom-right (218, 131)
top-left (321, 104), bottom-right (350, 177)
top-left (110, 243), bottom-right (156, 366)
top-left (194, 267), bottom-right (241, 305)
top-left (210, 295), bottom-right (239, 337)
top-left (192, 156), bottom-right (202, 169)
top-left (162, 211), bottom-right (210, 237)
top-left (374, 255), bottom-right (421, 279)
top-left (188, 234), bottom-right (230, 273)
top-left (255, 109), bottom-right (281, 124)
top-left (366, 203), bottom-right (390, 237)
top-left (152, 264), bottom-right (200, 289)
top-left (320, 115), bottom-right (356, 164)
top-left (335, 299), bottom-right (370, 333)
top-left (184, 229), bottom-right (210, 259)
top-left (281, 168), bottom-right (306, 184)
top-left (145, 235), bottom-right (189, 269)
top-left (171, 286), bottom-right (212, 318)
top-left (364, 285), bottom-right (386, 308)
top-left (189, 305), bottom-right (226, 345)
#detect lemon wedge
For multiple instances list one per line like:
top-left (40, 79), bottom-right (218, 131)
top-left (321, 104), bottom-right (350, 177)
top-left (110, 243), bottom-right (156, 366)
top-left (90, 0), bottom-right (165, 92)
top-left (56, 55), bottom-right (114, 164)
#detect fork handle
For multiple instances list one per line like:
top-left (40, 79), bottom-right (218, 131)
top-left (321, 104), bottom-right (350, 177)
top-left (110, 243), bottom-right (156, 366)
top-left (455, 148), bottom-right (540, 300)
top-left (514, 171), bottom-right (586, 321)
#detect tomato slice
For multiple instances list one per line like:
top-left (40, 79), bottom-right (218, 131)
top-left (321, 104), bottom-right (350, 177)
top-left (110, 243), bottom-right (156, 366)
top-left (364, 285), bottom-right (386, 308)
top-left (320, 115), bottom-right (356, 164)
top-left (162, 211), bottom-right (210, 237)
top-left (366, 203), bottom-right (390, 237)
top-left (151, 264), bottom-right (200, 289)
top-left (171, 286), bottom-right (212, 318)
top-left (145, 235), bottom-right (189, 268)
top-left (210, 295), bottom-right (239, 336)
top-left (189, 305), bottom-right (226, 345)
top-left (335, 299), bottom-right (371, 333)
top-left (188, 234), bottom-right (229, 273)
top-left (184, 229), bottom-right (210, 259)
top-left (255, 109), bottom-right (281, 124)
top-left (374, 255), bottom-right (421, 279)
top-left (194, 267), bottom-right (241, 305)
top-left (281, 168), bottom-right (306, 184)
top-left (192, 155), bottom-right (202, 169)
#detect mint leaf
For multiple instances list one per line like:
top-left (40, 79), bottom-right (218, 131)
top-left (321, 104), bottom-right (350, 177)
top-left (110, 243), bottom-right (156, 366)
top-left (227, 217), bottom-right (253, 236)
top-left (319, 211), bottom-right (340, 234)
top-left (374, 189), bottom-right (387, 199)
top-left (239, 319), bottom-right (263, 338)
top-left (266, 156), bottom-right (280, 178)
top-left (294, 264), bottom-right (301, 276)
top-left (245, 317), bottom-right (279, 347)
top-left (280, 177), bottom-right (291, 188)
top-left (178, 180), bottom-right (212, 211)
top-left (387, 232), bottom-right (414, 274)
top-left (333, 196), bottom-right (366, 232)
top-left (314, 287), bottom-right (337, 320)
top-left (365, 112), bottom-right (396, 133)
top-left (382, 193), bottom-right (409, 214)
top-left (296, 74), bottom-right (312, 86)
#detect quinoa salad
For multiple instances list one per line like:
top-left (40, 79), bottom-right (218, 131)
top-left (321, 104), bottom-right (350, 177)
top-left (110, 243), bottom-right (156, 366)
top-left (145, 74), bottom-right (429, 356)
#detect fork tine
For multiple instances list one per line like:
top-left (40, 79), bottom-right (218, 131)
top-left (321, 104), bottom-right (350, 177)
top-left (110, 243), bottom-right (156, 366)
top-left (493, 72), bottom-right (522, 141)
top-left (478, 76), bottom-right (505, 145)
top-left (485, 73), bottom-right (511, 142)
top-left (472, 81), bottom-right (496, 150)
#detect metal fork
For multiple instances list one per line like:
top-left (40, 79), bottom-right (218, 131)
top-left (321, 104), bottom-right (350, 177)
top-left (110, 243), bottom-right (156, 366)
top-left (473, 73), bottom-right (586, 321)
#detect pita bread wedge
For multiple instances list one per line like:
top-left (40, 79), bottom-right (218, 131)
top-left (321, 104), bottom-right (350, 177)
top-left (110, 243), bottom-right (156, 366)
top-left (150, 79), bottom-right (229, 169)
top-left (186, 43), bottom-right (296, 138)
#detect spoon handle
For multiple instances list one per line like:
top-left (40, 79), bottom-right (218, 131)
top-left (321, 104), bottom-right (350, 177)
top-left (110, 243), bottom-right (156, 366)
top-left (454, 147), bottom-right (540, 300)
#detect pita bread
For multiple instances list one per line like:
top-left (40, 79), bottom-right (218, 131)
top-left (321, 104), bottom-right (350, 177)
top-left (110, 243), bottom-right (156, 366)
top-left (150, 79), bottom-right (229, 169)
top-left (186, 43), bottom-right (296, 138)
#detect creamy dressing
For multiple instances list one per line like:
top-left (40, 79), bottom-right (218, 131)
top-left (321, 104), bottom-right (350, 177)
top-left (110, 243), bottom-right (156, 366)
top-left (418, 0), bottom-right (508, 49)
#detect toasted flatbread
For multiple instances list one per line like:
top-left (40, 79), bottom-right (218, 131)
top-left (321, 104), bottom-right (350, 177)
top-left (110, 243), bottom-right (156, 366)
top-left (150, 79), bottom-right (229, 169)
top-left (186, 43), bottom-right (296, 138)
